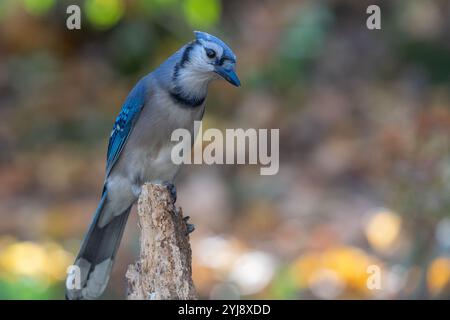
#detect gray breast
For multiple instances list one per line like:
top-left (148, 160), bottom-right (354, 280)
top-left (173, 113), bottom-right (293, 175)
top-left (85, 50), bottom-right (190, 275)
top-left (114, 84), bottom-right (205, 184)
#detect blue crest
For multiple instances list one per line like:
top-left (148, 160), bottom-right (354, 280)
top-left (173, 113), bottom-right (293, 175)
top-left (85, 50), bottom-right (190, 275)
top-left (194, 31), bottom-right (236, 62)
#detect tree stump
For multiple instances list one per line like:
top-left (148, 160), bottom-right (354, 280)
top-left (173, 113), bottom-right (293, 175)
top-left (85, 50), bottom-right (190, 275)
top-left (125, 183), bottom-right (197, 300)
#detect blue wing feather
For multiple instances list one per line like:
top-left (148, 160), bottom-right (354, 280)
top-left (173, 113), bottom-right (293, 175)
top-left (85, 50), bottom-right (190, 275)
top-left (105, 76), bottom-right (148, 176)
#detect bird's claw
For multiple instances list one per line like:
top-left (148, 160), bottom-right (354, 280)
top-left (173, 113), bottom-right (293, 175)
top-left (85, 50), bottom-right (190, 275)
top-left (162, 183), bottom-right (193, 233)
top-left (163, 182), bottom-right (177, 203)
top-left (183, 216), bottom-right (195, 234)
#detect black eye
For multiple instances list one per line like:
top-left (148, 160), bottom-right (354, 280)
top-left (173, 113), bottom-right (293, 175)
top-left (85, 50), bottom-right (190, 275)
top-left (205, 48), bottom-right (216, 59)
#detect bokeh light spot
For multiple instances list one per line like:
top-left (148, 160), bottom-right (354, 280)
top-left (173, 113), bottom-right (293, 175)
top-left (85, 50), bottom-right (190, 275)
top-left (22, 0), bottom-right (55, 16)
top-left (0, 239), bottom-right (74, 283)
top-left (365, 209), bottom-right (402, 253)
top-left (86, 0), bottom-right (124, 30)
top-left (229, 251), bottom-right (275, 295)
top-left (0, 242), bottom-right (47, 278)
top-left (183, 0), bottom-right (220, 29)
top-left (292, 246), bottom-right (379, 298)
top-left (427, 257), bottom-right (450, 295)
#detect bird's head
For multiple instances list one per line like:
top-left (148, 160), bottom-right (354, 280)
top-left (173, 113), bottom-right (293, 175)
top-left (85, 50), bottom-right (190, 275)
top-left (192, 31), bottom-right (240, 87)
top-left (174, 31), bottom-right (240, 90)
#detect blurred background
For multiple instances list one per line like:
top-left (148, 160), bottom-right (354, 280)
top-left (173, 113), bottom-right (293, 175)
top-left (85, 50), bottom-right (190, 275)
top-left (0, 0), bottom-right (450, 299)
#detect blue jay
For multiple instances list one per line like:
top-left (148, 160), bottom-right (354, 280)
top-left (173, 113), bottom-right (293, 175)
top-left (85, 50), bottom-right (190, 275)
top-left (66, 31), bottom-right (240, 299)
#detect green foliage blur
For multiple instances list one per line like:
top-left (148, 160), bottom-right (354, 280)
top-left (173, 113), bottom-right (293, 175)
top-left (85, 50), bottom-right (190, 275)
top-left (0, 0), bottom-right (449, 299)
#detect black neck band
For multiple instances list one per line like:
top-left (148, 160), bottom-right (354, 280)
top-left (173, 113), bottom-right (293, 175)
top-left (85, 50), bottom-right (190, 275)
top-left (169, 90), bottom-right (205, 108)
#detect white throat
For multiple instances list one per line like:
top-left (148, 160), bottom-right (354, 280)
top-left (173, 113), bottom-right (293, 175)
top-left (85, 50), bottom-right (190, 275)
top-left (174, 66), bottom-right (214, 99)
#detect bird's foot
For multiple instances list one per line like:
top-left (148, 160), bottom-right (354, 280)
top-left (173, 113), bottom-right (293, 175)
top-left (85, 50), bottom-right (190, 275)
top-left (183, 216), bottom-right (195, 234)
top-left (163, 182), bottom-right (177, 203)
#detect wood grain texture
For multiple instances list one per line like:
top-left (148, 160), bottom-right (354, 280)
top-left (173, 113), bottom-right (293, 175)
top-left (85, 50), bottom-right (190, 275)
top-left (126, 183), bottom-right (197, 300)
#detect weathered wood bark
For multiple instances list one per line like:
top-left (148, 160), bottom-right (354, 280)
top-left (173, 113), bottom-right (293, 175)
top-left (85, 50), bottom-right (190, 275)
top-left (126, 183), bottom-right (197, 300)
